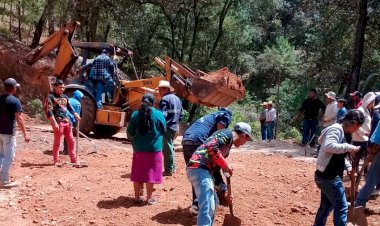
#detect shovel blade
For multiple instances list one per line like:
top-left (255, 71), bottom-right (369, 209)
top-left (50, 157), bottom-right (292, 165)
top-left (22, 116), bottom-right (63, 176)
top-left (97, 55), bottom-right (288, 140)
top-left (223, 214), bottom-right (241, 226)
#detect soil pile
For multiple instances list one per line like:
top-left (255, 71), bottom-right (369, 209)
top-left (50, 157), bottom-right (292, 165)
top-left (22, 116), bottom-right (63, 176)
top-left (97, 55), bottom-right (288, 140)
top-left (202, 67), bottom-right (245, 97)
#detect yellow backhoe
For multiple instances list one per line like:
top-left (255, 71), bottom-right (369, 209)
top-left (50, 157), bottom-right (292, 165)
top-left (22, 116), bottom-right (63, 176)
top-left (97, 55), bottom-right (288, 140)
top-left (25, 21), bottom-right (246, 137)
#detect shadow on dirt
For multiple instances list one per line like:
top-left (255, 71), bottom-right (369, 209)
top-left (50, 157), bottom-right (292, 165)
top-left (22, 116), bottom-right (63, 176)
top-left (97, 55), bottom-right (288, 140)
top-left (97, 196), bottom-right (141, 209)
top-left (151, 208), bottom-right (195, 226)
top-left (21, 162), bottom-right (53, 168)
top-left (121, 173), bottom-right (131, 179)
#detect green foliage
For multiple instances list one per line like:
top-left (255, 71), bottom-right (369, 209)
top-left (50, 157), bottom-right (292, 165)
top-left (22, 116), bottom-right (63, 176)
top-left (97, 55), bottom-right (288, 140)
top-left (277, 126), bottom-right (301, 140)
top-left (26, 98), bottom-right (46, 121)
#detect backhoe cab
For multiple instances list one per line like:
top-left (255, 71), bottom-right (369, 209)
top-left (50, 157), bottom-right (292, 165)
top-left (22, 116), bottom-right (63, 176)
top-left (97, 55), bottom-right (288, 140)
top-left (26, 21), bottom-right (246, 138)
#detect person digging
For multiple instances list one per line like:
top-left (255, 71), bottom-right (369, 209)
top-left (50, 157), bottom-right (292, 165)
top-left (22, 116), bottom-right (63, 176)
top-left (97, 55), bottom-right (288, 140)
top-left (186, 122), bottom-right (253, 226)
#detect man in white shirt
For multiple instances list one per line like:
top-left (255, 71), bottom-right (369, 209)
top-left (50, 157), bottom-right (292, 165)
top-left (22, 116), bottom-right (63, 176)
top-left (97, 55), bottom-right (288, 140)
top-left (323, 91), bottom-right (338, 128)
top-left (265, 101), bottom-right (277, 141)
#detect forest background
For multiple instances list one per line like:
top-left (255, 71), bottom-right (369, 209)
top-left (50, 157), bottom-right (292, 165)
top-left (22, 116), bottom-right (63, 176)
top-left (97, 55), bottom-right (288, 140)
top-left (0, 0), bottom-right (378, 140)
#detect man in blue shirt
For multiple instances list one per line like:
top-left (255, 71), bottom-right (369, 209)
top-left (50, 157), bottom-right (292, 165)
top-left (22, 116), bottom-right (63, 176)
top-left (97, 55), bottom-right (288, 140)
top-left (63, 90), bottom-right (84, 155)
top-left (157, 80), bottom-right (184, 176)
top-left (182, 108), bottom-right (232, 213)
top-left (336, 98), bottom-right (348, 122)
top-left (0, 78), bottom-right (29, 188)
top-left (79, 49), bottom-right (115, 109)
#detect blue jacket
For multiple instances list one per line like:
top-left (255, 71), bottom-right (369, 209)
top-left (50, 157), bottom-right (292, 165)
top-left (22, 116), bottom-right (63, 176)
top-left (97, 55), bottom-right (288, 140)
top-left (183, 108), bottom-right (232, 144)
top-left (67, 90), bottom-right (84, 125)
top-left (159, 93), bottom-right (183, 131)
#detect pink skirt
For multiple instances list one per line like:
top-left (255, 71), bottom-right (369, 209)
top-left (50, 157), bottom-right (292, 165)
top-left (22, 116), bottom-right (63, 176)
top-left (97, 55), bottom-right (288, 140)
top-left (131, 151), bottom-right (163, 184)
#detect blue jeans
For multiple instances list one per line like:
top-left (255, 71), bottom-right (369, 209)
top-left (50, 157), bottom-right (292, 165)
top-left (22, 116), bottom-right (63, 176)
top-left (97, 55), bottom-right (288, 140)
top-left (314, 174), bottom-right (348, 226)
top-left (187, 168), bottom-right (218, 226)
top-left (260, 122), bottom-right (267, 140)
top-left (95, 80), bottom-right (105, 109)
top-left (0, 134), bottom-right (16, 182)
top-left (266, 122), bottom-right (275, 140)
top-left (302, 118), bottom-right (318, 145)
top-left (355, 151), bottom-right (380, 207)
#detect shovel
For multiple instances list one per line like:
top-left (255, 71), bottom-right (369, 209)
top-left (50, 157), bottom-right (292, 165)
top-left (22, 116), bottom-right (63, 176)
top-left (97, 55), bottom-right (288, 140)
top-left (71, 121), bottom-right (88, 168)
top-left (223, 176), bottom-right (241, 226)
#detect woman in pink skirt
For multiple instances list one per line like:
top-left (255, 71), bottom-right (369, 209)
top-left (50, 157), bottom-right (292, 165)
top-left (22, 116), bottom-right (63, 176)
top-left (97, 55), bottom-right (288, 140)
top-left (127, 93), bottom-right (167, 205)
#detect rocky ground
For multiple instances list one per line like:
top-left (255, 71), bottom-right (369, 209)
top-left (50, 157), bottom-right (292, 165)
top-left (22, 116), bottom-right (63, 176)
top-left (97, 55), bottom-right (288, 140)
top-left (1, 121), bottom-right (380, 226)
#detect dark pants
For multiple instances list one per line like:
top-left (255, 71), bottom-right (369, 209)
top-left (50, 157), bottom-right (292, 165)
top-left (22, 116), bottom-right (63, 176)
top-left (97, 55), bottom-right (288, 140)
top-left (260, 121), bottom-right (267, 140)
top-left (302, 118), bottom-right (318, 145)
top-left (183, 143), bottom-right (225, 207)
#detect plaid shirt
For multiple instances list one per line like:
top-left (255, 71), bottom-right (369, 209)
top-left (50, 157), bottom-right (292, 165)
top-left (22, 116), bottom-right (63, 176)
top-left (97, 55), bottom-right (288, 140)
top-left (82, 53), bottom-right (115, 80)
top-left (187, 129), bottom-right (232, 172)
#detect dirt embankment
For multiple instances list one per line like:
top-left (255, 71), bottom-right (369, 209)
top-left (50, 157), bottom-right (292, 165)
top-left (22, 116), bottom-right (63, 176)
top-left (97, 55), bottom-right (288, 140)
top-left (0, 35), bottom-right (55, 101)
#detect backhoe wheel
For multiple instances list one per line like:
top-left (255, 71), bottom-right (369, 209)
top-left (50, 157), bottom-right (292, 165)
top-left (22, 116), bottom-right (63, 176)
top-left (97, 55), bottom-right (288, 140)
top-left (93, 125), bottom-right (122, 138)
top-left (65, 89), bottom-right (96, 135)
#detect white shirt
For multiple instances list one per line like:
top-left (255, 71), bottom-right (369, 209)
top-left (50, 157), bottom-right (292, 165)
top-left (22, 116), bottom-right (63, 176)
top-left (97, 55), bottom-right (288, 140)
top-left (266, 108), bottom-right (277, 122)
top-left (323, 101), bottom-right (338, 127)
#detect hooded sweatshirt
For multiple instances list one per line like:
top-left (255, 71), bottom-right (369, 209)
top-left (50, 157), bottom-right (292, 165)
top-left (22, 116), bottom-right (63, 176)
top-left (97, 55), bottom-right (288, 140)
top-left (67, 90), bottom-right (84, 124)
top-left (316, 123), bottom-right (357, 173)
top-left (352, 92), bottom-right (376, 142)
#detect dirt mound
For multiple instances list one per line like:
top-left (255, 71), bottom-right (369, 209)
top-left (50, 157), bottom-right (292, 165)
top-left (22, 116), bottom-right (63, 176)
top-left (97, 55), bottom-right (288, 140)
top-left (0, 35), bottom-right (56, 102)
top-left (202, 67), bottom-right (245, 97)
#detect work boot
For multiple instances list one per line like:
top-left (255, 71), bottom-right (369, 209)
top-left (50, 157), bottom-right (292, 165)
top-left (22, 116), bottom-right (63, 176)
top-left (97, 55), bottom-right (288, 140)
top-left (354, 206), bottom-right (368, 226)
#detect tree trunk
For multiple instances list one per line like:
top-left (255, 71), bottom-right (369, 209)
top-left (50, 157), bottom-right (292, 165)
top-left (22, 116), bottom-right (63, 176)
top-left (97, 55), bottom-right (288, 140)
top-left (30, 0), bottom-right (56, 48)
top-left (9, 1), bottom-right (12, 32)
top-left (17, 2), bottom-right (21, 41)
top-left (346, 0), bottom-right (368, 95)
top-left (208, 0), bottom-right (233, 61)
top-left (47, 1), bottom-right (56, 35)
top-left (103, 22), bottom-right (111, 42)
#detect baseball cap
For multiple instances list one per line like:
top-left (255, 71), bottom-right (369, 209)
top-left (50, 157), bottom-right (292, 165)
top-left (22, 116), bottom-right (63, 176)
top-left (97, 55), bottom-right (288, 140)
top-left (350, 91), bottom-right (363, 98)
top-left (4, 78), bottom-right (20, 88)
top-left (234, 122), bottom-right (253, 141)
top-left (53, 79), bottom-right (64, 86)
top-left (337, 98), bottom-right (347, 104)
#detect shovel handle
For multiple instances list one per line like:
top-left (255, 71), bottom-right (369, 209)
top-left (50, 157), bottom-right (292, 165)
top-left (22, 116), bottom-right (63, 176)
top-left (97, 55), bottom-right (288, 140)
top-left (226, 177), bottom-right (234, 216)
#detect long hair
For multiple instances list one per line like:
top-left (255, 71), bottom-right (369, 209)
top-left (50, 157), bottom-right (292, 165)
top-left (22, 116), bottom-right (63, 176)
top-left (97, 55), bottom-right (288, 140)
top-left (137, 96), bottom-right (154, 135)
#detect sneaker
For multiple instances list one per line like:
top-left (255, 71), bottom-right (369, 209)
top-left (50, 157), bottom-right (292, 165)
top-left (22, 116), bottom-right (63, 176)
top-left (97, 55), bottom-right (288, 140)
top-left (0, 181), bottom-right (19, 188)
top-left (54, 162), bottom-right (63, 167)
top-left (134, 197), bottom-right (144, 205)
top-left (147, 198), bottom-right (157, 205)
top-left (189, 204), bottom-right (199, 215)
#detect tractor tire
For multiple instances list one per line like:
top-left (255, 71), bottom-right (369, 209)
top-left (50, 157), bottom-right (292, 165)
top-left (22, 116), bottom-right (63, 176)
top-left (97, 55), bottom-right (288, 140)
top-left (65, 89), bottom-right (96, 135)
top-left (93, 125), bottom-right (122, 138)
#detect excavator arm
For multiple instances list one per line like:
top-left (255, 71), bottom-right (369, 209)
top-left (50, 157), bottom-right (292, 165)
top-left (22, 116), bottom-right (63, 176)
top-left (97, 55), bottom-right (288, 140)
top-left (25, 21), bottom-right (80, 81)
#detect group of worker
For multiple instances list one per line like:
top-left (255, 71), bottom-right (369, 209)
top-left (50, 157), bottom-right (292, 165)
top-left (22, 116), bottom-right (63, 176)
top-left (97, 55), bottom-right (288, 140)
top-left (5, 74), bottom-right (380, 226)
top-left (292, 88), bottom-right (380, 226)
top-left (258, 101), bottom-right (277, 141)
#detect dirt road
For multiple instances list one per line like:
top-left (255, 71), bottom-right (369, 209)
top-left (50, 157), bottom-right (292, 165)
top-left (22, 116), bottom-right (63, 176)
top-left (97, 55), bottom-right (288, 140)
top-left (1, 123), bottom-right (380, 226)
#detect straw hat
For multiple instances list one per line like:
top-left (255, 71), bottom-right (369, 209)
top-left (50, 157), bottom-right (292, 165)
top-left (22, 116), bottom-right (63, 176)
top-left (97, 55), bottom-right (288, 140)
top-left (325, 91), bottom-right (336, 100)
top-left (261, 102), bottom-right (268, 106)
top-left (157, 80), bottom-right (174, 92)
top-left (267, 101), bottom-right (274, 106)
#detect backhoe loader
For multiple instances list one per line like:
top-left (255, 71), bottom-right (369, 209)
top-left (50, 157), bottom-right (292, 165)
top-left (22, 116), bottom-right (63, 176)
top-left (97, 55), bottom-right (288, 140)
top-left (25, 21), bottom-right (246, 137)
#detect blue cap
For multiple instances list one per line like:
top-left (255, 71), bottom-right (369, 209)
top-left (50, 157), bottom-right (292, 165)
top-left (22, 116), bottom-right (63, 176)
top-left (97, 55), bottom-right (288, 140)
top-left (4, 78), bottom-right (20, 87)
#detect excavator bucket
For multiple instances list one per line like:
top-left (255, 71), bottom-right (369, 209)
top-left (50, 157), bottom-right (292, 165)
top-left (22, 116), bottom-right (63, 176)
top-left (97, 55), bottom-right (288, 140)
top-left (190, 68), bottom-right (245, 107)
top-left (156, 57), bottom-right (246, 107)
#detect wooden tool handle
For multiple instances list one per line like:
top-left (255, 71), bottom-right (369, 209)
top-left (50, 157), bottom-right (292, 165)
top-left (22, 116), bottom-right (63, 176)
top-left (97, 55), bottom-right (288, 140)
top-left (227, 177), bottom-right (234, 216)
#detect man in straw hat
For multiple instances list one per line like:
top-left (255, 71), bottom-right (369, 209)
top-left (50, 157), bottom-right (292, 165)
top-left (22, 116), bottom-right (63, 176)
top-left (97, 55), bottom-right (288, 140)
top-left (259, 102), bottom-right (268, 141)
top-left (322, 91), bottom-right (338, 128)
top-left (265, 101), bottom-right (276, 141)
top-left (157, 80), bottom-right (184, 176)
